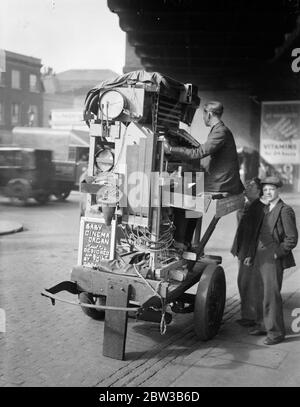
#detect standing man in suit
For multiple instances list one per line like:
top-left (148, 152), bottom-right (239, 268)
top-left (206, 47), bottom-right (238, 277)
top-left (231, 178), bottom-right (266, 327)
top-left (250, 176), bottom-right (298, 345)
top-left (164, 101), bottom-right (244, 249)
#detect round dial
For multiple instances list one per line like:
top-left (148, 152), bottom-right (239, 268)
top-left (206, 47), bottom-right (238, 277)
top-left (99, 90), bottom-right (125, 119)
top-left (95, 148), bottom-right (114, 172)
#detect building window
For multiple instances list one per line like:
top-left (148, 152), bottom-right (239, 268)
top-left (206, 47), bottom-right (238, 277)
top-left (0, 72), bottom-right (5, 87)
top-left (29, 74), bottom-right (38, 92)
top-left (28, 105), bottom-right (38, 126)
top-left (0, 102), bottom-right (4, 124)
top-left (11, 70), bottom-right (21, 89)
top-left (11, 103), bottom-right (20, 124)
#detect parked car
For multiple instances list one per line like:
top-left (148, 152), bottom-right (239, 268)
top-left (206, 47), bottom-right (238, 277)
top-left (0, 147), bottom-right (55, 204)
top-left (11, 127), bottom-right (89, 201)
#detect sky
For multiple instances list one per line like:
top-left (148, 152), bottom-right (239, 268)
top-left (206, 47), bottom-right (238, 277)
top-left (0, 0), bottom-right (126, 74)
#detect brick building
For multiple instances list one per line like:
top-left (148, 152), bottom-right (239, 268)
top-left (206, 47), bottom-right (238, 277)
top-left (42, 69), bottom-right (119, 128)
top-left (0, 50), bottom-right (43, 131)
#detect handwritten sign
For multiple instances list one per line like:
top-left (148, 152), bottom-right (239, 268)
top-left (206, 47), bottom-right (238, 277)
top-left (78, 217), bottom-right (116, 266)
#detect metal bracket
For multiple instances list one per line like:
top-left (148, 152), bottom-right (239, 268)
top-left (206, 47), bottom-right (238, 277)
top-left (41, 281), bottom-right (79, 306)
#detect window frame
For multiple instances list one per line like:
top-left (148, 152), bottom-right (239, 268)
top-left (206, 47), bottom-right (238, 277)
top-left (11, 102), bottom-right (20, 125)
top-left (29, 73), bottom-right (39, 92)
top-left (0, 102), bottom-right (4, 124)
top-left (28, 104), bottom-right (38, 126)
top-left (11, 69), bottom-right (21, 89)
top-left (0, 71), bottom-right (5, 87)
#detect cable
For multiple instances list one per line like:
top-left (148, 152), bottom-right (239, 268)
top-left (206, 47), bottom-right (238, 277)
top-left (123, 221), bottom-right (175, 253)
top-left (132, 264), bottom-right (167, 335)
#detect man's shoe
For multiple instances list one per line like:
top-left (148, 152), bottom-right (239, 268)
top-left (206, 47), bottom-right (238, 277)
top-left (236, 319), bottom-right (256, 327)
top-left (249, 328), bottom-right (267, 336)
top-left (263, 336), bottom-right (284, 345)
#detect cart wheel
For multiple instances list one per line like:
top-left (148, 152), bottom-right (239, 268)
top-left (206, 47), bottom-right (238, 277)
top-left (194, 264), bottom-right (226, 341)
top-left (8, 180), bottom-right (29, 205)
top-left (54, 190), bottom-right (71, 200)
top-left (79, 292), bottom-right (106, 320)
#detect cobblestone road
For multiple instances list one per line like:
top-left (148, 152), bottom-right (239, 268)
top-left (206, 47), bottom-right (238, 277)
top-left (0, 192), bottom-right (299, 387)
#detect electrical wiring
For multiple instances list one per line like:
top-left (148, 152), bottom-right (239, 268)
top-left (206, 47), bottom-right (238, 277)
top-left (122, 221), bottom-right (175, 253)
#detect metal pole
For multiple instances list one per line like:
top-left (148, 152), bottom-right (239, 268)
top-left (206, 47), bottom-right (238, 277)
top-left (149, 136), bottom-right (165, 275)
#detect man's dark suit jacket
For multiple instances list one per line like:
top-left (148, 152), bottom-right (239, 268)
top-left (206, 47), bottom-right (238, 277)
top-left (231, 198), bottom-right (265, 261)
top-left (231, 198), bottom-right (298, 270)
top-left (271, 199), bottom-right (298, 269)
top-left (170, 121), bottom-right (244, 194)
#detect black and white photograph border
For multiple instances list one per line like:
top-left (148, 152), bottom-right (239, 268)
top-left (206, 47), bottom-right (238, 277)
top-left (0, 0), bottom-right (300, 392)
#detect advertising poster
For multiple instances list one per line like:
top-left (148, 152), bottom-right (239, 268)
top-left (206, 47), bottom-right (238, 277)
top-left (260, 101), bottom-right (300, 190)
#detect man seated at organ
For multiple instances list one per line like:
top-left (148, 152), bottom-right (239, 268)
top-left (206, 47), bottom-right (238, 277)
top-left (164, 101), bottom-right (244, 250)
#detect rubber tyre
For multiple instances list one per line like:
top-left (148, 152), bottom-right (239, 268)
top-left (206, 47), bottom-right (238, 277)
top-left (8, 181), bottom-right (30, 205)
top-left (194, 264), bottom-right (226, 341)
top-left (79, 292), bottom-right (106, 320)
top-left (34, 193), bottom-right (50, 205)
top-left (54, 190), bottom-right (71, 200)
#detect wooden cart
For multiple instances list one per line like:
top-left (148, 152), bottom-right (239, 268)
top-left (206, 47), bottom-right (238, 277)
top-left (42, 71), bottom-right (244, 360)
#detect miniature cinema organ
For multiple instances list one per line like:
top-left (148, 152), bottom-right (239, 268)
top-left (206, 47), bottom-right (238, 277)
top-left (81, 70), bottom-right (201, 276)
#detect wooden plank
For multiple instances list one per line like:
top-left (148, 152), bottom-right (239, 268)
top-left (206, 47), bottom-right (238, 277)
top-left (155, 258), bottom-right (187, 279)
top-left (158, 117), bottom-right (179, 125)
top-left (126, 143), bottom-right (141, 216)
top-left (87, 133), bottom-right (96, 176)
top-left (103, 279), bottom-right (130, 360)
top-left (113, 123), bottom-right (128, 174)
top-left (158, 105), bottom-right (181, 114)
top-left (86, 131), bottom-right (97, 212)
top-left (162, 192), bottom-right (206, 213)
top-left (216, 193), bottom-right (244, 217)
top-left (195, 216), bottom-right (220, 257)
top-left (157, 111), bottom-right (181, 120)
top-left (192, 216), bottom-right (203, 246)
top-left (71, 266), bottom-right (169, 303)
top-left (143, 130), bottom-right (155, 220)
top-left (124, 124), bottom-right (155, 221)
top-left (137, 137), bottom-right (147, 217)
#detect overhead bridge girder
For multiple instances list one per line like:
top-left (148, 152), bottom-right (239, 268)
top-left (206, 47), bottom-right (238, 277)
top-left (135, 46), bottom-right (276, 60)
top-left (127, 32), bottom-right (286, 48)
top-left (108, 0), bottom-right (300, 84)
top-left (108, 0), bottom-right (298, 13)
top-left (118, 14), bottom-right (291, 33)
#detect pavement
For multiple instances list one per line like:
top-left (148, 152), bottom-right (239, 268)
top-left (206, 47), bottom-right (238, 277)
top-left (90, 266), bottom-right (300, 388)
top-left (0, 220), bottom-right (23, 236)
top-left (0, 192), bottom-right (299, 387)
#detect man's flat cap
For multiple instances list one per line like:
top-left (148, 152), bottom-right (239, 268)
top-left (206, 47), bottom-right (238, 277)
top-left (261, 176), bottom-right (283, 188)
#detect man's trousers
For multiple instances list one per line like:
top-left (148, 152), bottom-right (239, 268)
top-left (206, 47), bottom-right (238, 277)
top-left (237, 261), bottom-right (256, 322)
top-left (253, 243), bottom-right (285, 339)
